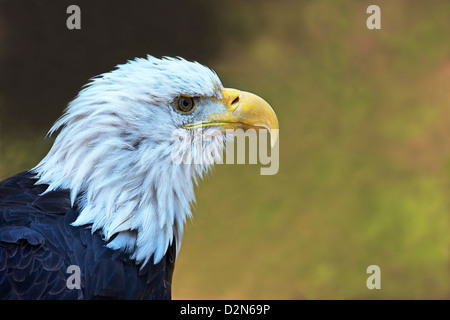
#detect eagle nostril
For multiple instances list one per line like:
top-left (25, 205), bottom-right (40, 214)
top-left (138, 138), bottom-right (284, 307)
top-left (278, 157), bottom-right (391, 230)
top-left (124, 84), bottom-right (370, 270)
top-left (230, 95), bottom-right (240, 110)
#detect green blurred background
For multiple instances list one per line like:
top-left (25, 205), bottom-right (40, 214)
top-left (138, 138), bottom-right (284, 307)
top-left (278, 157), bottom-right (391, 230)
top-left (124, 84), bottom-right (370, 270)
top-left (0, 0), bottom-right (449, 299)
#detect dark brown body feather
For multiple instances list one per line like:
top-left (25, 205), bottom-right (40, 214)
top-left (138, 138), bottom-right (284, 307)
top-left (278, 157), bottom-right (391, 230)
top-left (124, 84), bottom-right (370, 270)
top-left (0, 171), bottom-right (175, 299)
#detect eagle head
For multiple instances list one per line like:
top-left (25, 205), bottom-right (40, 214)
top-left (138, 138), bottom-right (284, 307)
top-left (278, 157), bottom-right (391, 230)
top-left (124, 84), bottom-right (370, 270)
top-left (33, 56), bottom-right (278, 265)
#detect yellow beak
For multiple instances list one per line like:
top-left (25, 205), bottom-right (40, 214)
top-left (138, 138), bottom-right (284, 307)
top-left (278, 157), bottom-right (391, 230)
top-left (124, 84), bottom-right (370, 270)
top-left (184, 88), bottom-right (279, 147)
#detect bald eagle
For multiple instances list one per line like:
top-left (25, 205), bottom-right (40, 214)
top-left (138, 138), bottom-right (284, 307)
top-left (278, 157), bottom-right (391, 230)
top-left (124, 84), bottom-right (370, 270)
top-left (0, 56), bottom-right (278, 299)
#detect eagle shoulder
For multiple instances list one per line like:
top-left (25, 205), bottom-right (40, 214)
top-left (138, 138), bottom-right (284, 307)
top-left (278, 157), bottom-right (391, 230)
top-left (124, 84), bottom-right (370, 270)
top-left (0, 171), bottom-right (175, 299)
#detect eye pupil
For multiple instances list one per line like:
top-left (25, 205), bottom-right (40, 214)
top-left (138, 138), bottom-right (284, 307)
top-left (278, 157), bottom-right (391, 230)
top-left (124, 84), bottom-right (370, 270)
top-left (176, 96), bottom-right (195, 113)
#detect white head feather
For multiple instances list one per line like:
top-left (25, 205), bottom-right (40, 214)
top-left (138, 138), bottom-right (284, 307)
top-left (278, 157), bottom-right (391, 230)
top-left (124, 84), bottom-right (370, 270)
top-left (33, 56), bottom-right (227, 265)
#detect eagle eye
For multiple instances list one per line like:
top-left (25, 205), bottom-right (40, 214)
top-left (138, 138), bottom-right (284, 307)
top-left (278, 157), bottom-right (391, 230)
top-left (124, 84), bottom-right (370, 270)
top-left (175, 96), bottom-right (195, 113)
